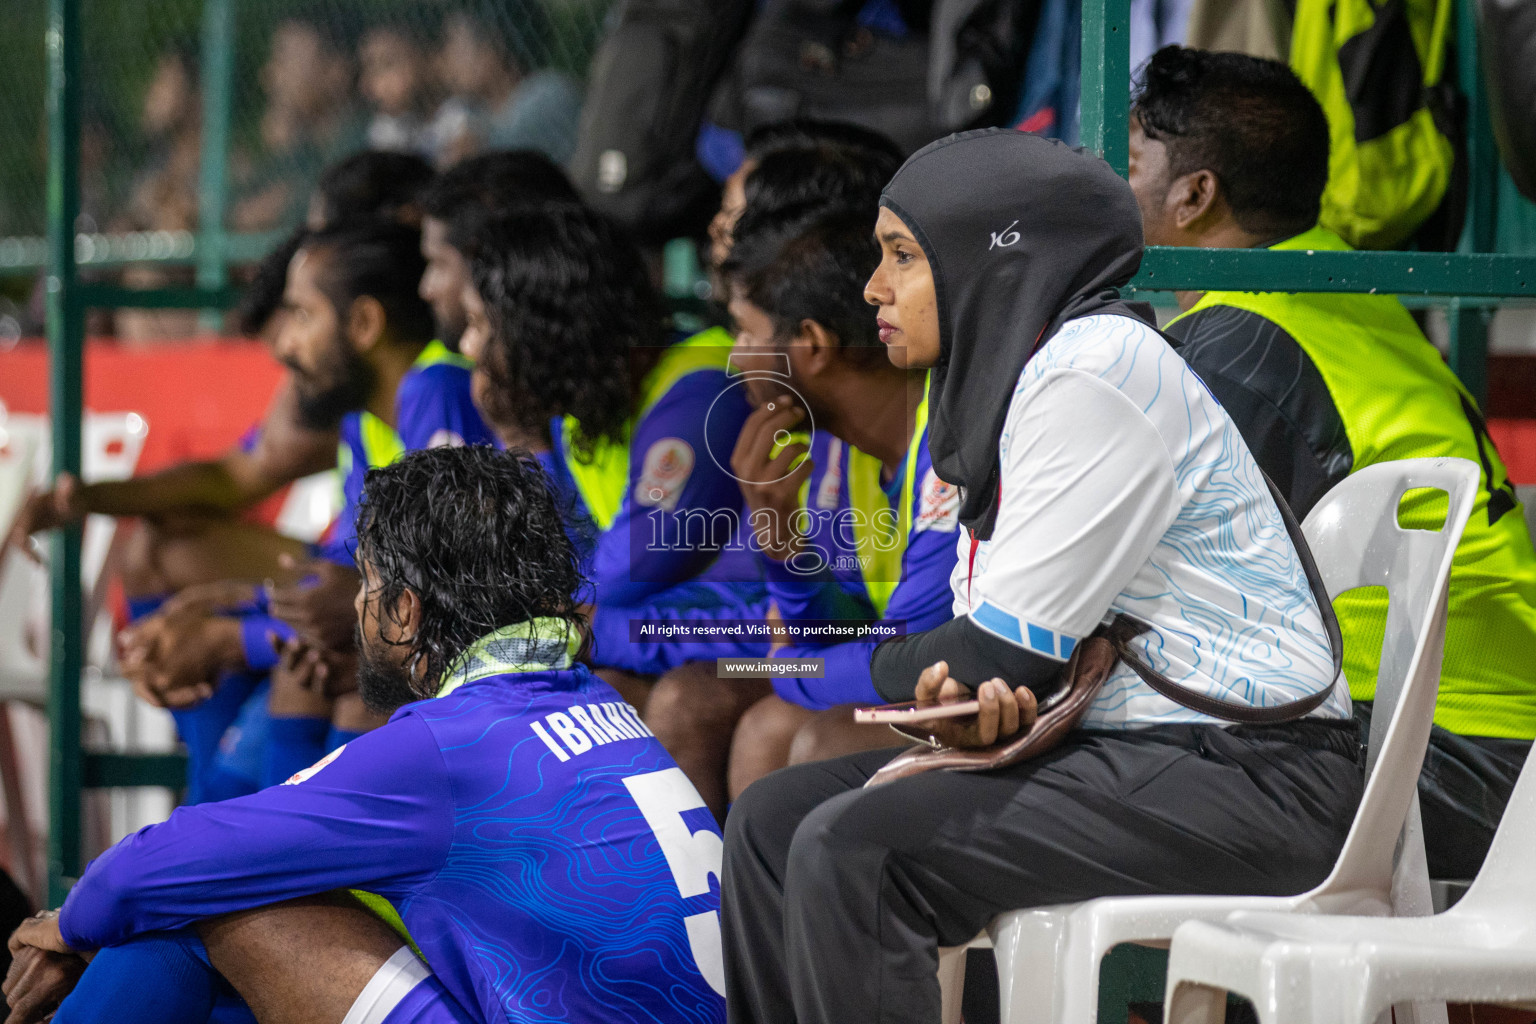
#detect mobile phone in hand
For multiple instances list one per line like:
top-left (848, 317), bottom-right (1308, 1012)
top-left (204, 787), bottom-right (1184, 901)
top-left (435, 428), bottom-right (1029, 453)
top-left (854, 699), bottom-right (982, 724)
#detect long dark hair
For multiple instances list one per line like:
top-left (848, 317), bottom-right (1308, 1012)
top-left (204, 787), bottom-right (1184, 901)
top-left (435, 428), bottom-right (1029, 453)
top-left (354, 445), bottom-right (585, 694)
top-left (455, 204), bottom-right (666, 458)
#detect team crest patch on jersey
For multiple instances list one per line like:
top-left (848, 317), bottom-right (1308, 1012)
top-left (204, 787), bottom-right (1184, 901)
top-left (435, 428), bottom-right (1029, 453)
top-left (914, 468), bottom-right (960, 532)
top-left (635, 438), bottom-right (694, 512)
top-left (284, 745), bottom-right (346, 785)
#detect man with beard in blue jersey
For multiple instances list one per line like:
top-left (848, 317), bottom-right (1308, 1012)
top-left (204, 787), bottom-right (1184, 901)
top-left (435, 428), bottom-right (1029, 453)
top-left (5, 445), bottom-right (725, 1024)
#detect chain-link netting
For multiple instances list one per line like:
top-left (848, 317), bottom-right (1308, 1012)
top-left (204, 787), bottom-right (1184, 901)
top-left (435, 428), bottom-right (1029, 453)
top-left (0, 0), bottom-right (614, 262)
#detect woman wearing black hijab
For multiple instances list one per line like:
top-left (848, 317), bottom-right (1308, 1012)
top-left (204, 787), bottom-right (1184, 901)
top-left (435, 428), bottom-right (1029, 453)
top-left (720, 130), bottom-right (1364, 1024)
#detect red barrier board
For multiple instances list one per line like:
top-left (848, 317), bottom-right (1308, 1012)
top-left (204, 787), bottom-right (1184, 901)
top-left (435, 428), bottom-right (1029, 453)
top-left (0, 338), bottom-right (284, 472)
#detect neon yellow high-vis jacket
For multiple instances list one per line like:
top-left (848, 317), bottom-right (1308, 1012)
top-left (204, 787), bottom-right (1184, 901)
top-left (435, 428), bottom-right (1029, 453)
top-left (1290, 0), bottom-right (1454, 249)
top-left (1169, 226), bottom-right (1536, 740)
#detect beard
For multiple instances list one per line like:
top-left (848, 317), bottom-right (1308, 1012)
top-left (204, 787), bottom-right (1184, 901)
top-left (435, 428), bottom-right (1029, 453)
top-left (355, 623), bottom-right (425, 715)
top-left (288, 341), bottom-right (376, 430)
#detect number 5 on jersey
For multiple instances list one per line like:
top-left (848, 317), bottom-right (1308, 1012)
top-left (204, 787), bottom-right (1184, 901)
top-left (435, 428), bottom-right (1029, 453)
top-left (623, 768), bottom-right (727, 996)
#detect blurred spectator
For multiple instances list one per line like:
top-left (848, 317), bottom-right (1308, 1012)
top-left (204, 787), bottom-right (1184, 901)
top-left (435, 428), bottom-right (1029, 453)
top-left (359, 21), bottom-right (435, 156)
top-left (124, 46), bottom-right (202, 234)
top-left (230, 17), bottom-right (365, 233)
top-left (428, 5), bottom-right (582, 167)
top-left (118, 46), bottom-right (203, 345)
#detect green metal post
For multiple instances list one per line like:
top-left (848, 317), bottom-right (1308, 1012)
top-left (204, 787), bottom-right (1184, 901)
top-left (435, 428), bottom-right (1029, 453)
top-left (195, 0), bottom-right (235, 330)
top-left (1450, 0), bottom-right (1498, 406)
top-left (1080, 0), bottom-right (1131, 177)
top-left (45, 0), bottom-right (84, 908)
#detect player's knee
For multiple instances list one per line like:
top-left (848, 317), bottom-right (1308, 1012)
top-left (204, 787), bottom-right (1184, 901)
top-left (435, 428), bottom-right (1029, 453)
top-left (735, 693), bottom-right (809, 747)
top-left (787, 704), bottom-right (883, 765)
top-left (644, 662), bottom-right (750, 746)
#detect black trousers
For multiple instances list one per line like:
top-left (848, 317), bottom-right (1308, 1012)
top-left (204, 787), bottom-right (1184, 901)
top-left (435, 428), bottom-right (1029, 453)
top-left (1354, 702), bottom-right (1531, 879)
top-left (721, 720), bottom-right (1364, 1024)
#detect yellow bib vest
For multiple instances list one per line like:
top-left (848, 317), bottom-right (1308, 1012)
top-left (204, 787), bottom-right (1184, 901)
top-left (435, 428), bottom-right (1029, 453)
top-left (335, 340), bottom-right (471, 486)
top-left (844, 382), bottom-right (931, 618)
top-left (1174, 227), bottom-right (1536, 739)
top-left (561, 328), bottom-right (735, 531)
top-left (1290, 0), bottom-right (1454, 249)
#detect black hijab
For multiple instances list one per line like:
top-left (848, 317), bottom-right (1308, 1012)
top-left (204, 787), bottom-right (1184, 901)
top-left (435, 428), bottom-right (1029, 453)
top-left (880, 129), bottom-right (1147, 540)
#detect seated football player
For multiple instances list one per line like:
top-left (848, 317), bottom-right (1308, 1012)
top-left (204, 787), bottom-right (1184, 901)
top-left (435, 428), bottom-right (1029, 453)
top-left (645, 206), bottom-right (961, 815)
top-left (416, 149), bottom-right (579, 359)
top-left (1131, 46), bottom-right (1536, 877)
top-left (454, 204), bottom-right (770, 723)
top-left (5, 445), bottom-right (726, 1024)
top-left (120, 221), bottom-right (494, 801)
top-left (634, 125), bottom-right (923, 815)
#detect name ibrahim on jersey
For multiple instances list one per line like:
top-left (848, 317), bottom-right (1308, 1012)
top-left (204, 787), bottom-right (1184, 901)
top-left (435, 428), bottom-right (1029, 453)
top-left (30, 447), bottom-right (726, 1024)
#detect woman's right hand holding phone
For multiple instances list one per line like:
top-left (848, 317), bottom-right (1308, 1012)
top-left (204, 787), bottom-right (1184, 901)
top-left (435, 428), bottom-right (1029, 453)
top-left (914, 661), bottom-right (1038, 748)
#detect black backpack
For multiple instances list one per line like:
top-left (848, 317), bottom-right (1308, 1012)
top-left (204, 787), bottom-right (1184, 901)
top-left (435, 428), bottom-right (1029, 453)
top-left (569, 0), bottom-right (755, 241)
top-left (709, 0), bottom-right (1037, 156)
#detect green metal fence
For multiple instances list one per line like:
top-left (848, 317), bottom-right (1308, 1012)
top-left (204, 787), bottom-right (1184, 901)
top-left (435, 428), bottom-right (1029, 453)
top-left (29, 0), bottom-right (1536, 909)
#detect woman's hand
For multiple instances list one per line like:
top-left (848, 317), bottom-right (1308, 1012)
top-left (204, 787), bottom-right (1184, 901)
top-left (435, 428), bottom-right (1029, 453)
top-left (911, 660), bottom-right (1038, 748)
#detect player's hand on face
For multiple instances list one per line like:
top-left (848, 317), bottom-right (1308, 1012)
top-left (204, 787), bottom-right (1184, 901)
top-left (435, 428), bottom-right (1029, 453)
top-left (730, 396), bottom-right (813, 562)
top-left (765, 602), bottom-right (790, 656)
top-left (910, 661), bottom-right (1038, 748)
top-left (267, 555), bottom-right (363, 653)
top-left (317, 649), bottom-right (359, 699)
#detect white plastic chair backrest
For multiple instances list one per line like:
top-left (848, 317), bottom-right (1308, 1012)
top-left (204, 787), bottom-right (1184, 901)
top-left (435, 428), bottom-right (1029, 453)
top-left (273, 469), bottom-right (341, 544)
top-left (10, 411), bottom-right (148, 588)
top-left (1299, 457), bottom-right (1478, 905)
top-left (0, 420), bottom-right (37, 542)
top-left (0, 412), bottom-right (148, 698)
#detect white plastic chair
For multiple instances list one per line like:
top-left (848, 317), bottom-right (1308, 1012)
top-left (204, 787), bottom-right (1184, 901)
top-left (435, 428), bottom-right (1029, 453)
top-left (1164, 762), bottom-right (1536, 1024)
top-left (272, 468), bottom-right (341, 543)
top-left (0, 411), bottom-right (149, 900)
top-left (938, 457), bottom-right (1480, 1024)
top-left (0, 418), bottom-right (36, 545)
top-left (0, 411), bottom-right (149, 695)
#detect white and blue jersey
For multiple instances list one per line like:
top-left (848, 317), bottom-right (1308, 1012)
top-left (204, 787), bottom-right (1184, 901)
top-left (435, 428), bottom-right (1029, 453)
top-left (958, 313), bottom-right (1350, 729)
top-left (61, 623), bottom-right (726, 1024)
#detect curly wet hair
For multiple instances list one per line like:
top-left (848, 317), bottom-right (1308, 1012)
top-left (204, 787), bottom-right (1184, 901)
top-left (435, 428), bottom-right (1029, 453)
top-left (454, 204), bottom-right (666, 459)
top-left (353, 444), bottom-right (586, 697)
